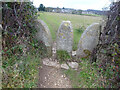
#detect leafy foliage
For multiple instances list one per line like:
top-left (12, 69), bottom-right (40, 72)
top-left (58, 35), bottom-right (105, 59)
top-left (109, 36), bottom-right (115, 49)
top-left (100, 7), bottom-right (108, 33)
top-left (2, 2), bottom-right (38, 57)
top-left (90, 1), bottom-right (120, 88)
top-left (56, 50), bottom-right (71, 63)
top-left (2, 54), bottom-right (40, 88)
top-left (64, 58), bottom-right (106, 88)
top-left (38, 4), bottom-right (45, 11)
top-left (75, 26), bottom-right (84, 33)
top-left (2, 2), bottom-right (47, 88)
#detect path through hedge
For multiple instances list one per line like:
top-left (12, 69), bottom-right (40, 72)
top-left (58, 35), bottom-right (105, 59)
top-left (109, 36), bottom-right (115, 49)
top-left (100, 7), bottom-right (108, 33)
top-left (38, 42), bottom-right (72, 88)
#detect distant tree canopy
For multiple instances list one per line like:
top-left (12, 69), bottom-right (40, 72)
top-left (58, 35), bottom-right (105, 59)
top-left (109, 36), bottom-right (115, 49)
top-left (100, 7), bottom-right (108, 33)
top-left (38, 4), bottom-right (45, 11)
top-left (62, 7), bottom-right (65, 9)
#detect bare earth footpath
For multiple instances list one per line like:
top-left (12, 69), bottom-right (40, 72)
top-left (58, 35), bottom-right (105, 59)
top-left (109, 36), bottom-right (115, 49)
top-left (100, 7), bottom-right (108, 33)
top-left (38, 42), bottom-right (72, 88)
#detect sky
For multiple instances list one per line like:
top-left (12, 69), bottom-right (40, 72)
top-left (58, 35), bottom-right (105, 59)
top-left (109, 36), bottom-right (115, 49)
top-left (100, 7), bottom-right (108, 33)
top-left (32, 0), bottom-right (111, 10)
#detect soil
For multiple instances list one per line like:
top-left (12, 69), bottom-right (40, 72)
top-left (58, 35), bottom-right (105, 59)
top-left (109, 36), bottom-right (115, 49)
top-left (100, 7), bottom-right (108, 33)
top-left (38, 64), bottom-right (72, 88)
top-left (38, 42), bottom-right (72, 88)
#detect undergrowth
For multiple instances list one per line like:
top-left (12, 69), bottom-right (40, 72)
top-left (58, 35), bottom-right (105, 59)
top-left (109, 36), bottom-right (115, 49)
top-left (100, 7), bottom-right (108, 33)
top-left (64, 58), bottom-right (110, 88)
top-left (56, 50), bottom-right (71, 64)
top-left (2, 54), bottom-right (41, 88)
top-left (73, 26), bottom-right (84, 51)
top-left (2, 2), bottom-right (46, 88)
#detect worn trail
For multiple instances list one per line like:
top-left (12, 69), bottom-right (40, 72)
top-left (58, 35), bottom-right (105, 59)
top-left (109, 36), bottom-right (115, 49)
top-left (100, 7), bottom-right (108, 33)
top-left (38, 64), bottom-right (72, 88)
top-left (38, 42), bottom-right (72, 88)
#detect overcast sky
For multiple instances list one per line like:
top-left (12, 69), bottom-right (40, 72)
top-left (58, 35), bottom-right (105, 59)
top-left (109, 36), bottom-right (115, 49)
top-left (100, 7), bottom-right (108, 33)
top-left (32, 0), bottom-right (111, 10)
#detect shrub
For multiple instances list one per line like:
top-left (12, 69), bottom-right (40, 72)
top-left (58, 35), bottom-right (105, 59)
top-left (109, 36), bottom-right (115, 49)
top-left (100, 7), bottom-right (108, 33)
top-left (90, 1), bottom-right (120, 88)
top-left (2, 2), bottom-right (39, 58)
top-left (2, 1), bottom-right (46, 88)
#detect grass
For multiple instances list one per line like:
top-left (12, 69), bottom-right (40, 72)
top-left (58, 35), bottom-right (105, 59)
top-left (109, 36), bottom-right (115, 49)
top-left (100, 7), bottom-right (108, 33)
top-left (82, 14), bottom-right (102, 17)
top-left (37, 12), bottom-right (108, 88)
top-left (56, 50), bottom-right (71, 64)
top-left (2, 54), bottom-right (41, 88)
top-left (38, 12), bottom-right (102, 50)
top-left (64, 58), bottom-right (106, 88)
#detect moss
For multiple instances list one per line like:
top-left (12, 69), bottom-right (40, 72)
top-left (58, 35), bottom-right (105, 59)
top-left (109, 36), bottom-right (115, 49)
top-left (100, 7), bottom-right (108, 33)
top-left (83, 49), bottom-right (91, 58)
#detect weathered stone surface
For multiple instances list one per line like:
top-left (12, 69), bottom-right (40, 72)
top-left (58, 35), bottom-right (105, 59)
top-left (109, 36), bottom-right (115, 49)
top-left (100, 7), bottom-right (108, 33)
top-left (52, 42), bottom-right (57, 60)
top-left (72, 51), bottom-right (76, 56)
top-left (0, 24), bottom-right (2, 50)
top-left (0, 24), bottom-right (2, 29)
top-left (43, 58), bottom-right (60, 68)
top-left (35, 20), bottom-right (53, 56)
top-left (76, 23), bottom-right (101, 58)
top-left (0, 24), bottom-right (2, 36)
top-left (42, 58), bottom-right (78, 70)
top-left (67, 62), bottom-right (78, 69)
top-left (0, 24), bottom-right (2, 89)
top-left (56, 21), bottom-right (73, 54)
top-left (36, 19), bottom-right (52, 47)
top-left (61, 63), bottom-right (69, 70)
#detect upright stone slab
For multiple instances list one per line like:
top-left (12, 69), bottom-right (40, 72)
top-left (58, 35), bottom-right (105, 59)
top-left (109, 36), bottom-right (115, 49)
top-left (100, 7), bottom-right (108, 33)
top-left (0, 24), bottom-right (2, 29)
top-left (76, 23), bottom-right (100, 58)
top-left (36, 20), bottom-right (53, 56)
top-left (56, 21), bottom-right (73, 54)
top-left (0, 24), bottom-right (2, 35)
top-left (0, 24), bottom-right (2, 89)
top-left (0, 24), bottom-right (2, 49)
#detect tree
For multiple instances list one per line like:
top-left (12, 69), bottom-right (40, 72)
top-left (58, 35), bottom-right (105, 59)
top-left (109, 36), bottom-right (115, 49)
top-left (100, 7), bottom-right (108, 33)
top-left (38, 4), bottom-right (45, 11)
top-left (63, 7), bottom-right (65, 9)
top-left (77, 10), bottom-right (82, 15)
top-left (43, 6), bottom-right (45, 11)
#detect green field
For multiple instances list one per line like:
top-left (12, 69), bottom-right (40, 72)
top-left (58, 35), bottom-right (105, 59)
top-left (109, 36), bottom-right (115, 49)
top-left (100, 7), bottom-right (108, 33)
top-left (38, 12), bottom-right (102, 50)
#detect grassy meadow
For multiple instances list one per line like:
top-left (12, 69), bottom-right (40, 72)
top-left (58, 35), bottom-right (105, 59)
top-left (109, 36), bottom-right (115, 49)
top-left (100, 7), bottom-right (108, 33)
top-left (38, 12), bottom-right (102, 50)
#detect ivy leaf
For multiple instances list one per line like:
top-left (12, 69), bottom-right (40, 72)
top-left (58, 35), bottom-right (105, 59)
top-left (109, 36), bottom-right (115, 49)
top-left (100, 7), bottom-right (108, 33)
top-left (103, 50), bottom-right (107, 54)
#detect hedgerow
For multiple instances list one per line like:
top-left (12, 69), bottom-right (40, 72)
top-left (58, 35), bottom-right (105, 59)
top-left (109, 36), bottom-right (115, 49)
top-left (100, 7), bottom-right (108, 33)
top-left (91, 1), bottom-right (120, 88)
top-left (2, 1), bottom-right (46, 88)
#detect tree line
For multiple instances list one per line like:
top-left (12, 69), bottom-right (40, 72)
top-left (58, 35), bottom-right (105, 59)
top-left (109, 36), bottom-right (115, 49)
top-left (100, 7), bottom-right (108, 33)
top-left (38, 4), bottom-right (45, 11)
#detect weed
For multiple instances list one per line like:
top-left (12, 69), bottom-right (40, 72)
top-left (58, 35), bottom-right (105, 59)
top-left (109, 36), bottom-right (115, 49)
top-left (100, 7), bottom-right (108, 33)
top-left (64, 58), bottom-right (107, 88)
top-left (56, 50), bottom-right (71, 64)
top-left (2, 54), bottom-right (41, 88)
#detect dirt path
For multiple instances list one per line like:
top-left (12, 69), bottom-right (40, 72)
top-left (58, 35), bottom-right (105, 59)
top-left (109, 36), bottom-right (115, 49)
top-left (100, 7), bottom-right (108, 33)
top-left (38, 64), bottom-right (72, 88)
top-left (38, 42), bottom-right (72, 88)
